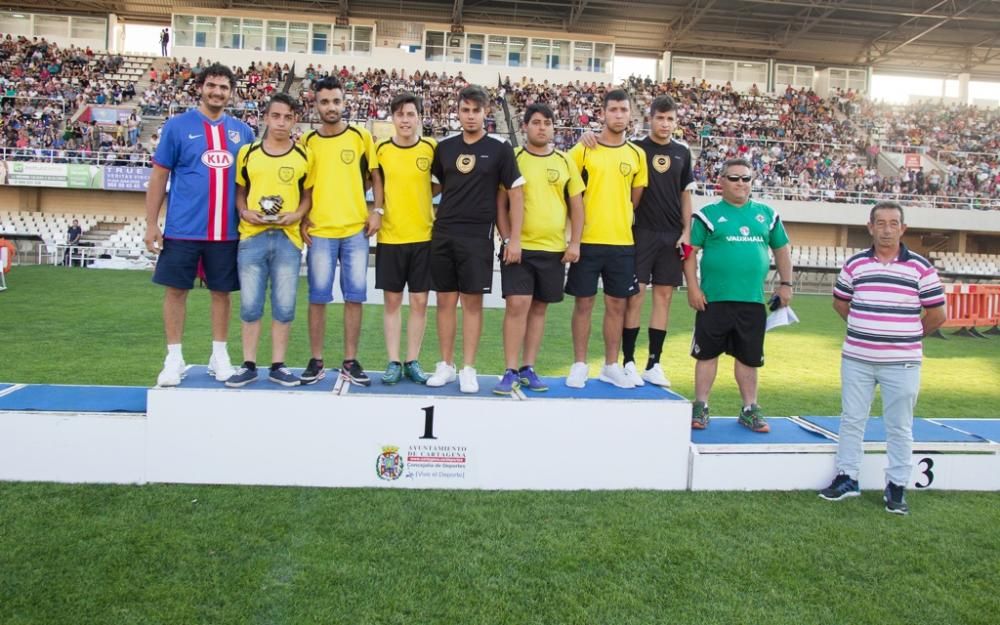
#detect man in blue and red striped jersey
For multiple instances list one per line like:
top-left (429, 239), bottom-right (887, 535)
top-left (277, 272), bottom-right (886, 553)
top-left (819, 201), bottom-right (946, 515)
top-left (144, 63), bottom-right (256, 387)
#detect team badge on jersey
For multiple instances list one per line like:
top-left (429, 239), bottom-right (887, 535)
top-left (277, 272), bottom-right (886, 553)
top-left (228, 130), bottom-right (242, 144)
top-left (652, 155), bottom-right (671, 173)
top-left (546, 168), bottom-right (560, 183)
top-left (278, 166), bottom-right (294, 183)
top-left (416, 156), bottom-right (431, 172)
top-left (456, 154), bottom-right (476, 174)
top-left (341, 150), bottom-right (356, 164)
top-left (619, 162), bottom-right (632, 176)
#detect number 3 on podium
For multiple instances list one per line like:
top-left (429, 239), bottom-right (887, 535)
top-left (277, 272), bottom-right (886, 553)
top-left (915, 457), bottom-right (934, 488)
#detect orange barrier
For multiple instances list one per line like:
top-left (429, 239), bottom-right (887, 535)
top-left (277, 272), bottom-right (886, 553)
top-left (939, 283), bottom-right (1000, 337)
top-left (0, 238), bottom-right (13, 273)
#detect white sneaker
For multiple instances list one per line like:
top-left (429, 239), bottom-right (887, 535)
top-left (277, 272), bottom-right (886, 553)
top-left (641, 363), bottom-right (672, 387)
top-left (458, 366), bottom-right (479, 393)
top-left (207, 351), bottom-right (236, 382)
top-left (426, 361), bottom-right (457, 387)
top-left (623, 361), bottom-right (646, 387)
top-left (156, 359), bottom-right (186, 387)
top-left (599, 363), bottom-right (636, 389)
top-left (565, 362), bottom-right (589, 388)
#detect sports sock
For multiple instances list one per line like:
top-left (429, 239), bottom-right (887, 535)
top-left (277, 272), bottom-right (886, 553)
top-left (622, 327), bottom-right (639, 364)
top-left (212, 341), bottom-right (228, 358)
top-left (243, 361), bottom-right (257, 371)
top-left (646, 328), bottom-right (667, 370)
top-left (270, 362), bottom-right (285, 371)
top-left (166, 343), bottom-right (183, 361)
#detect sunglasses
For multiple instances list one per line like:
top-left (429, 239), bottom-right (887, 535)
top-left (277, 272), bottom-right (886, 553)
top-left (724, 175), bottom-right (753, 182)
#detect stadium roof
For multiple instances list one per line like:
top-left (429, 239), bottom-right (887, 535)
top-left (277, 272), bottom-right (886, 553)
top-left (5, 0), bottom-right (1000, 79)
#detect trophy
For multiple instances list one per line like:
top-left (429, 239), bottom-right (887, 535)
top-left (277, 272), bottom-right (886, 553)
top-left (258, 195), bottom-right (284, 223)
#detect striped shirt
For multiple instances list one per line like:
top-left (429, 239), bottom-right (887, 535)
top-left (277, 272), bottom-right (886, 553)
top-left (833, 244), bottom-right (945, 363)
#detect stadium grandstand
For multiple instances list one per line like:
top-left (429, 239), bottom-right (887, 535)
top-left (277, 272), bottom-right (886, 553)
top-left (0, 0), bottom-right (998, 288)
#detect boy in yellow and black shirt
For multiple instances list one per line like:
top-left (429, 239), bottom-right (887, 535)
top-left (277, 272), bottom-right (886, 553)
top-left (297, 77), bottom-right (382, 387)
top-left (227, 92), bottom-right (314, 388)
top-left (564, 89), bottom-right (648, 390)
top-left (495, 103), bottom-right (584, 395)
top-left (373, 93), bottom-right (438, 385)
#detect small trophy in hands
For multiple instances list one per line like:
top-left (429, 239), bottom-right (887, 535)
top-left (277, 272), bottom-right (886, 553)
top-left (258, 195), bottom-right (283, 223)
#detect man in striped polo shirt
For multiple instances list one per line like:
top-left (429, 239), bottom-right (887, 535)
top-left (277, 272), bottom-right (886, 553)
top-left (819, 201), bottom-right (945, 515)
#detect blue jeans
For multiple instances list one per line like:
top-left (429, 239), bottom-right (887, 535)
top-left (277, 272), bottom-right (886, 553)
top-left (237, 230), bottom-right (302, 323)
top-left (836, 357), bottom-right (922, 485)
top-left (306, 229), bottom-right (369, 304)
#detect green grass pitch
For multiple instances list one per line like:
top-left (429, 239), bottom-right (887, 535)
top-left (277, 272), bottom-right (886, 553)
top-left (1, 266), bottom-right (998, 624)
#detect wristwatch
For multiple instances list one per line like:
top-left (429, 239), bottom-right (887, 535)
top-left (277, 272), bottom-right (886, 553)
top-left (371, 207), bottom-right (385, 215)
top-left (779, 281), bottom-right (794, 287)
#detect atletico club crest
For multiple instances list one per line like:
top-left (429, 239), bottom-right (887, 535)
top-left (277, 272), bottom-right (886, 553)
top-left (652, 155), bottom-right (671, 173)
top-left (278, 166), bottom-right (294, 183)
top-left (456, 154), bottom-right (476, 174)
top-left (546, 168), bottom-right (560, 183)
top-left (376, 445), bottom-right (404, 481)
top-left (341, 150), bottom-right (356, 164)
top-left (619, 162), bottom-right (632, 176)
top-left (416, 156), bottom-right (431, 172)
top-left (228, 130), bottom-right (242, 144)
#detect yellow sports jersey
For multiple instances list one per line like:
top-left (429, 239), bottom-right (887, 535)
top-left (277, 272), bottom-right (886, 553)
top-left (235, 141), bottom-right (314, 248)
top-left (375, 136), bottom-right (437, 244)
top-left (568, 141), bottom-right (648, 245)
top-left (515, 147), bottom-right (585, 252)
top-left (300, 124), bottom-right (377, 238)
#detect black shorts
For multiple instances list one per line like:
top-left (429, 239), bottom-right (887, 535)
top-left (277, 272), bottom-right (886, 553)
top-left (152, 238), bottom-right (240, 292)
top-left (375, 241), bottom-right (431, 292)
top-left (501, 250), bottom-right (565, 302)
top-left (430, 234), bottom-right (494, 294)
top-left (564, 243), bottom-right (639, 299)
top-left (634, 228), bottom-right (683, 287)
top-left (691, 301), bottom-right (767, 367)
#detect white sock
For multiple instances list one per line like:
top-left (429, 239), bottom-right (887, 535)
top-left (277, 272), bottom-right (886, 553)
top-left (166, 344), bottom-right (183, 362)
top-left (212, 341), bottom-right (228, 358)
top-left (743, 405), bottom-right (754, 412)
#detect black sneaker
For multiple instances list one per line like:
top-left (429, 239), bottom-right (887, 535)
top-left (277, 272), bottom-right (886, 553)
top-left (819, 473), bottom-right (860, 501)
top-left (342, 359), bottom-right (371, 387)
top-left (884, 482), bottom-right (909, 515)
top-left (300, 358), bottom-right (325, 385)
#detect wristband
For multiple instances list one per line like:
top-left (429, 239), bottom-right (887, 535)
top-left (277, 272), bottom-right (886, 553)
top-left (779, 281), bottom-right (794, 287)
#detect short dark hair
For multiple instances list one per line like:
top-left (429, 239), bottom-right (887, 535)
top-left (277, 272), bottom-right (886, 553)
top-left (523, 103), bottom-right (554, 125)
top-left (266, 92), bottom-right (299, 114)
top-left (869, 200), bottom-right (905, 224)
top-left (650, 95), bottom-right (677, 115)
top-left (312, 76), bottom-right (343, 93)
top-left (603, 89), bottom-right (629, 108)
top-left (196, 63), bottom-right (235, 88)
top-left (390, 92), bottom-right (422, 115)
top-left (458, 85), bottom-right (489, 108)
top-left (721, 158), bottom-right (753, 176)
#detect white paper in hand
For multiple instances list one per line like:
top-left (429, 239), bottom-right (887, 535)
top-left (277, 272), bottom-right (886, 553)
top-left (765, 305), bottom-right (800, 332)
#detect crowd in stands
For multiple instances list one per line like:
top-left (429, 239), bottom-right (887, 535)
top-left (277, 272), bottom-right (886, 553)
top-left (625, 75), bottom-right (998, 208)
top-left (0, 34), bottom-right (148, 164)
top-left (0, 38), bottom-right (995, 208)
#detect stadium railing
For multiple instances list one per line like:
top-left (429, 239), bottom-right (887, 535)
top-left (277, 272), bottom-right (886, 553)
top-left (0, 147), bottom-right (152, 166)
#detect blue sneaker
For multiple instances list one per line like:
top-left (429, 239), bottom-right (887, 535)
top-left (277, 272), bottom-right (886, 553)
top-left (404, 360), bottom-right (430, 384)
top-left (518, 366), bottom-right (548, 392)
top-left (819, 473), bottom-right (860, 501)
top-left (268, 366), bottom-right (301, 387)
top-left (225, 365), bottom-right (258, 388)
top-left (493, 369), bottom-right (520, 396)
top-left (382, 361), bottom-right (403, 385)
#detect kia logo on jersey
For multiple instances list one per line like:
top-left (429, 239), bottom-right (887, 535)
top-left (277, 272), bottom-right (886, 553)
top-left (201, 150), bottom-right (234, 169)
